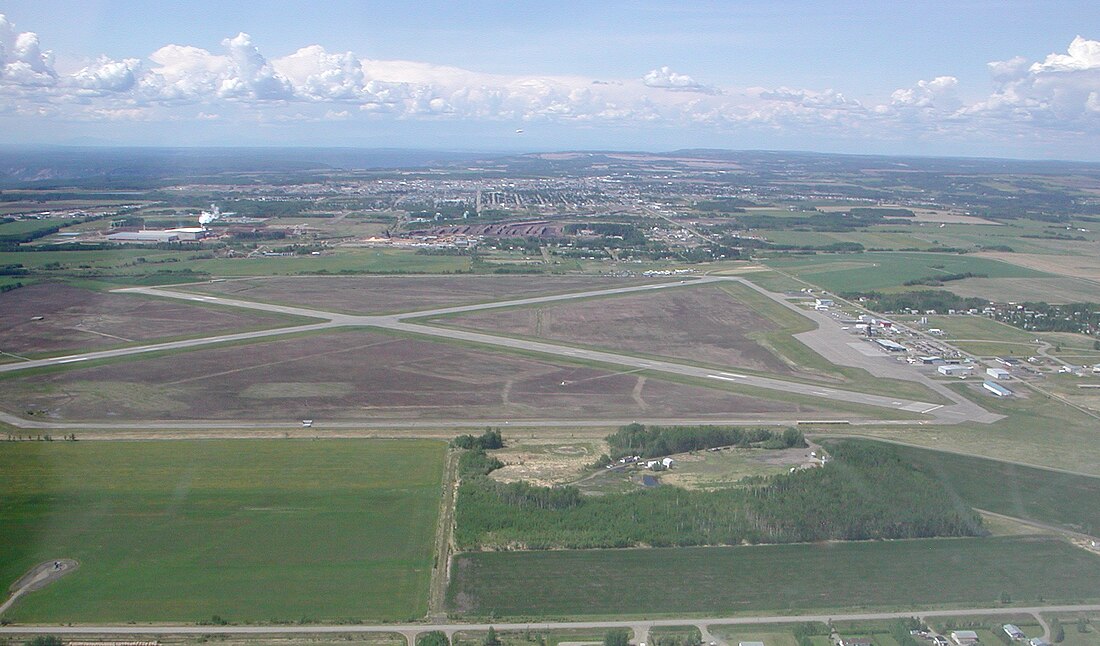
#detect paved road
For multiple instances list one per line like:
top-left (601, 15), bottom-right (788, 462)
top-left (0, 276), bottom-right (1000, 426)
top-left (3, 604), bottom-right (1098, 636)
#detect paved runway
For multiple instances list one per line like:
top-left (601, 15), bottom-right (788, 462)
top-left (0, 276), bottom-right (1000, 426)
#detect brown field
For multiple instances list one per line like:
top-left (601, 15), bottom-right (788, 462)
top-left (438, 284), bottom-right (795, 374)
top-left (178, 275), bottom-right (664, 315)
top-left (0, 329), bottom-right (834, 422)
top-left (0, 283), bottom-right (303, 357)
top-left (943, 276), bottom-right (1100, 303)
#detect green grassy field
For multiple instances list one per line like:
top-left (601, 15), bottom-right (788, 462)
top-left (447, 536), bottom-right (1100, 619)
top-left (764, 252), bottom-right (1048, 293)
top-left (837, 379), bottom-right (1100, 477)
top-left (826, 440), bottom-right (1100, 535)
top-left (0, 439), bottom-right (444, 623)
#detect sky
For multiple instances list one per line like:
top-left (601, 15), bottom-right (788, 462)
top-left (2, 0), bottom-right (1100, 159)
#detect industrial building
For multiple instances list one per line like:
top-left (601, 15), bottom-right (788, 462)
top-left (983, 380), bottom-right (1013, 397)
top-left (938, 364), bottom-right (973, 377)
top-left (107, 227), bottom-right (210, 243)
top-left (874, 339), bottom-right (907, 352)
top-left (986, 367), bottom-right (1011, 380)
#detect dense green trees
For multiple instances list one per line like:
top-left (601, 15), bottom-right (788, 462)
top-left (605, 423), bottom-right (804, 459)
top-left (455, 440), bottom-right (982, 550)
top-left (453, 428), bottom-right (504, 451)
top-left (418, 632), bottom-right (450, 646)
top-left (604, 629), bottom-right (631, 646)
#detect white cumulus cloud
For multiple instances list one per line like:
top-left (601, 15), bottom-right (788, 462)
top-left (642, 66), bottom-right (717, 93)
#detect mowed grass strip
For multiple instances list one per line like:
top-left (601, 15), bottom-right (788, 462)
top-left (448, 536), bottom-right (1100, 619)
top-left (0, 439), bottom-right (444, 623)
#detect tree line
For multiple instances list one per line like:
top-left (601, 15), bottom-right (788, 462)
top-left (603, 423), bottom-right (805, 460)
top-left (454, 438), bottom-right (983, 550)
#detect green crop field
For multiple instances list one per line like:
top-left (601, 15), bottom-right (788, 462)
top-left (832, 440), bottom-right (1100, 535)
top-left (764, 252), bottom-right (1048, 293)
top-left (448, 536), bottom-right (1100, 619)
top-left (0, 439), bottom-right (444, 623)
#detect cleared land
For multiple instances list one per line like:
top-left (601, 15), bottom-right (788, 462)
top-left (448, 536), bottom-right (1100, 618)
top-left (764, 253), bottom-right (1048, 293)
top-left (0, 283), bottom-right (310, 356)
top-left (0, 439), bottom-right (444, 623)
top-left (438, 284), bottom-right (796, 375)
top-left (179, 275), bottom-right (665, 315)
top-left (0, 329), bottom-right (834, 422)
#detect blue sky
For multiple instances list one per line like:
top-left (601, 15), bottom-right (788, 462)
top-left (2, 1), bottom-right (1100, 158)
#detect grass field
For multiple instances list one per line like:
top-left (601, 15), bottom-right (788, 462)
top-left (0, 328), bottom-right (838, 422)
top-left (0, 439), bottom-right (444, 623)
top-left (448, 536), bottom-right (1100, 619)
top-left (179, 274), bottom-right (665, 315)
top-left (0, 247), bottom-right (471, 282)
top-left (0, 282), bottom-right (313, 357)
top-left (764, 252), bottom-right (1048, 293)
top-left (837, 380), bottom-right (1100, 477)
top-left (440, 284), bottom-right (798, 375)
top-left (827, 440), bottom-right (1100, 535)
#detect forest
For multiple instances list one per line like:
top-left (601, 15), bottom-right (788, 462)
top-left (603, 423), bottom-right (805, 460)
top-left (454, 439), bottom-right (983, 550)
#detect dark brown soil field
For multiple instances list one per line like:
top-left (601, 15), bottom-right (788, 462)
top-left (177, 275), bottom-right (664, 314)
top-left (439, 285), bottom-right (794, 374)
top-left (1, 330), bottom-right (833, 422)
top-left (0, 283), bottom-right (303, 357)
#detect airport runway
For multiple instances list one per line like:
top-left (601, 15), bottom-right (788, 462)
top-left (0, 276), bottom-right (1000, 425)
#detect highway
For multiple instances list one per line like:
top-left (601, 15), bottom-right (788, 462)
top-left (0, 276), bottom-right (1000, 425)
top-left (3, 604), bottom-right (1098, 639)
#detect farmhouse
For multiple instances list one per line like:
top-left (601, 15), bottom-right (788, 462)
top-left (938, 364), bottom-right (973, 377)
top-left (1029, 639), bottom-right (1050, 646)
top-left (951, 631), bottom-right (980, 645)
top-left (983, 380), bottom-right (1013, 397)
top-left (1003, 625), bottom-right (1026, 641)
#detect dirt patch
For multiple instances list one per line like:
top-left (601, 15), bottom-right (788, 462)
top-left (0, 330), bottom-right (835, 422)
top-left (440, 284), bottom-right (795, 374)
top-left (489, 439), bottom-right (608, 486)
top-left (1, 559), bottom-right (78, 616)
top-left (0, 283), bottom-right (294, 356)
top-left (179, 275), bottom-right (664, 315)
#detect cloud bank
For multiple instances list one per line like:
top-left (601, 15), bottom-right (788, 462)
top-left (2, 12), bottom-right (1100, 152)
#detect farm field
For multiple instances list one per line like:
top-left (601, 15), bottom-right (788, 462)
top-left (0, 439), bottom-right (444, 623)
top-left (821, 440), bottom-right (1100, 535)
top-left (763, 252), bottom-right (1048, 293)
top-left (0, 329), bottom-right (840, 422)
top-left (979, 251), bottom-right (1100, 280)
top-left (447, 536), bottom-right (1100, 619)
top-left (437, 284), bottom-right (799, 375)
top-left (178, 274), bottom-right (666, 315)
top-left (941, 276), bottom-right (1100, 304)
top-left (0, 283), bottom-right (313, 357)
